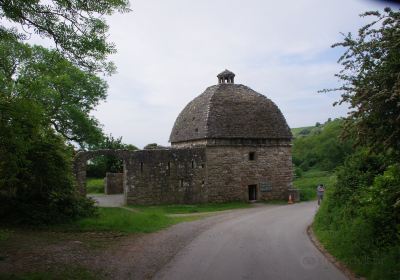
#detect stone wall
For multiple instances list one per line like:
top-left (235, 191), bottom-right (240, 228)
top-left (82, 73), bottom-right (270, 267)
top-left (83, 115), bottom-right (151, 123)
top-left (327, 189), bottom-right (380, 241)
top-left (105, 172), bottom-right (124, 194)
top-left (73, 144), bottom-right (293, 205)
top-left (205, 143), bottom-right (293, 202)
top-left (125, 148), bottom-right (207, 205)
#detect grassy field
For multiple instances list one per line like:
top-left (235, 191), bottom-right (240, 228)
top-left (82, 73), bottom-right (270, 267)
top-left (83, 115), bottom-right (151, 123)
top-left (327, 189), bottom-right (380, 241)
top-left (293, 169), bottom-right (336, 201)
top-left (86, 177), bottom-right (104, 194)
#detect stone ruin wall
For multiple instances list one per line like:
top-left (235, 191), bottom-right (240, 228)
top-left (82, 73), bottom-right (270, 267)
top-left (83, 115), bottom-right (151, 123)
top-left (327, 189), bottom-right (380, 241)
top-left (73, 148), bottom-right (208, 205)
top-left (125, 148), bottom-right (207, 205)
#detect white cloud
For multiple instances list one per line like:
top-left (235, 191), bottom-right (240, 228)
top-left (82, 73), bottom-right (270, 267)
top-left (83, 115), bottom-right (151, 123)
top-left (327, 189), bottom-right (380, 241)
top-left (90, 0), bottom-right (387, 148)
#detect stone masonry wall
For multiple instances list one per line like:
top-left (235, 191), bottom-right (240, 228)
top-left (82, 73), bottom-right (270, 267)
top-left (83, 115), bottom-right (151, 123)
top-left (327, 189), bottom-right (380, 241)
top-left (105, 172), bottom-right (124, 194)
top-left (125, 148), bottom-right (207, 205)
top-left (73, 144), bottom-right (292, 205)
top-left (205, 143), bottom-right (293, 202)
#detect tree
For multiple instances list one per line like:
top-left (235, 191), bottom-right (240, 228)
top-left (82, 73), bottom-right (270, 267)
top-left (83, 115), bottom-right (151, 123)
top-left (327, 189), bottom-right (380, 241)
top-left (0, 35), bottom-right (107, 147)
top-left (326, 8), bottom-right (400, 157)
top-left (0, 96), bottom-right (96, 224)
top-left (0, 0), bottom-right (130, 73)
top-left (86, 135), bottom-right (138, 177)
top-left (0, 0), bottom-right (130, 224)
top-left (144, 143), bottom-right (168, 150)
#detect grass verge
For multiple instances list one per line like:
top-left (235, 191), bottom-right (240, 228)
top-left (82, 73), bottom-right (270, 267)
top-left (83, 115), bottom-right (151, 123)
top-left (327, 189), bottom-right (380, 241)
top-left (293, 169), bottom-right (336, 201)
top-left (313, 187), bottom-right (400, 279)
top-left (129, 201), bottom-right (251, 214)
top-left (57, 207), bottom-right (197, 233)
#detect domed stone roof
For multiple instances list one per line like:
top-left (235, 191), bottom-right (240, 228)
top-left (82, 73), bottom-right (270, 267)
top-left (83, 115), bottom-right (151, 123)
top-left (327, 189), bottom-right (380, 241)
top-left (169, 71), bottom-right (292, 144)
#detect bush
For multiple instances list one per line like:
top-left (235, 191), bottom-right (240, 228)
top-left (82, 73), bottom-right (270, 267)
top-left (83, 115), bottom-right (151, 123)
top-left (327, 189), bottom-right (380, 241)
top-left (314, 151), bottom-right (400, 279)
top-left (0, 100), bottom-right (96, 224)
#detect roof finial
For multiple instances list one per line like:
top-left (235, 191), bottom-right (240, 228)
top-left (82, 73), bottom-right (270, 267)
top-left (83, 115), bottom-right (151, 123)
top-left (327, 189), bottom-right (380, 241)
top-left (217, 69), bottom-right (235, 84)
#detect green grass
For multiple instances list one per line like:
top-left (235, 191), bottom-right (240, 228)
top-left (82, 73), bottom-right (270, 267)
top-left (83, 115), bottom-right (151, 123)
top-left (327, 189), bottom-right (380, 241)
top-left (86, 177), bottom-right (104, 194)
top-left (60, 207), bottom-right (196, 233)
top-left (129, 201), bottom-right (251, 214)
top-left (293, 169), bottom-right (336, 201)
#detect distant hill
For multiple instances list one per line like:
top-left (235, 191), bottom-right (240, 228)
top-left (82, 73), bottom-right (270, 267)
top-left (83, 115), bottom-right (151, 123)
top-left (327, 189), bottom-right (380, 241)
top-left (291, 119), bottom-right (352, 171)
top-left (291, 121), bottom-right (328, 138)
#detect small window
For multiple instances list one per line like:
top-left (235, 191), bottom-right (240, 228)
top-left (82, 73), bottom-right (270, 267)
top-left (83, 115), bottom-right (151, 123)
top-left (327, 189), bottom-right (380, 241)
top-left (191, 160), bottom-right (194, 169)
top-left (180, 179), bottom-right (184, 188)
top-left (140, 162), bottom-right (144, 172)
top-left (249, 152), bottom-right (255, 161)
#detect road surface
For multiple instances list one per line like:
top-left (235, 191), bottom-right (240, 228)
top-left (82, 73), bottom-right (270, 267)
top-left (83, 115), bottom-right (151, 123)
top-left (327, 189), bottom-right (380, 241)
top-left (154, 202), bottom-right (347, 280)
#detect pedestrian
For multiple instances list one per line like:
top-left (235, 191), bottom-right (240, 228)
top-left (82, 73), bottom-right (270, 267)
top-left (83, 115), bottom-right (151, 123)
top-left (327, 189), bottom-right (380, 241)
top-left (317, 184), bottom-right (325, 206)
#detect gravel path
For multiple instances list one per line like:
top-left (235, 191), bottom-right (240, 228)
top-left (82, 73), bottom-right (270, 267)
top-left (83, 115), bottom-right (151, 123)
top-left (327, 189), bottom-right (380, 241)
top-left (87, 194), bottom-right (125, 207)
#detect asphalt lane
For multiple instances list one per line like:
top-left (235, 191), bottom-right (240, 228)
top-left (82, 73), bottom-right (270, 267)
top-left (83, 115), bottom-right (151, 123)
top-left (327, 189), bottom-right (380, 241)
top-left (154, 202), bottom-right (347, 280)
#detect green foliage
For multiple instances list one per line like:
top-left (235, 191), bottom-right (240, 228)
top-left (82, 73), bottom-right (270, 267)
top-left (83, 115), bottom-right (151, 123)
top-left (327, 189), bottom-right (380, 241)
top-left (0, 117), bottom-right (96, 224)
top-left (0, 36), bottom-right (107, 148)
top-left (325, 8), bottom-right (400, 158)
top-left (314, 152), bottom-right (400, 279)
top-left (143, 143), bottom-right (168, 150)
top-left (314, 9), bottom-right (400, 279)
top-left (0, 0), bottom-right (129, 225)
top-left (0, 0), bottom-right (131, 73)
top-left (291, 125), bottom-right (322, 138)
top-left (293, 170), bottom-right (336, 201)
top-left (0, 36), bottom-right (101, 224)
top-left (86, 178), bottom-right (104, 194)
top-left (292, 119), bottom-right (353, 171)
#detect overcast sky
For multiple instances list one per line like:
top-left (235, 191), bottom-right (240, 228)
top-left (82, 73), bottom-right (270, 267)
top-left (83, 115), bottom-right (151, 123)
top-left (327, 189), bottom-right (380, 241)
top-left (91, 0), bottom-right (388, 148)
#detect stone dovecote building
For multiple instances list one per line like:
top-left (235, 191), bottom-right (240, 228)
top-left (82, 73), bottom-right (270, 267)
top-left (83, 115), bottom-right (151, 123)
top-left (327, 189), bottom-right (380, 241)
top-left (74, 70), bottom-right (294, 205)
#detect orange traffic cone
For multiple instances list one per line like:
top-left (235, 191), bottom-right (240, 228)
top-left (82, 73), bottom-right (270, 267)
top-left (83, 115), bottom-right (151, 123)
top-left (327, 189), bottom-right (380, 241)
top-left (288, 194), bottom-right (294, 204)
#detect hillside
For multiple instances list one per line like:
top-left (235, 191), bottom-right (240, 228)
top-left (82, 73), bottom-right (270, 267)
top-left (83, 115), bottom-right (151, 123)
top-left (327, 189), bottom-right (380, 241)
top-left (291, 121), bottom-right (329, 138)
top-left (291, 119), bottom-right (352, 172)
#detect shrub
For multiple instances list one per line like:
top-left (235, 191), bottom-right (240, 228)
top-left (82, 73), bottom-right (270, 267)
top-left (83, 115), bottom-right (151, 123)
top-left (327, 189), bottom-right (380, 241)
top-left (0, 100), bottom-right (96, 224)
top-left (314, 152), bottom-right (400, 279)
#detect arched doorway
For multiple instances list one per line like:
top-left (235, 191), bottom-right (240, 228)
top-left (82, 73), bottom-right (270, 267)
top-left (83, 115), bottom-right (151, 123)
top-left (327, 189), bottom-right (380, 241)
top-left (73, 150), bottom-right (128, 205)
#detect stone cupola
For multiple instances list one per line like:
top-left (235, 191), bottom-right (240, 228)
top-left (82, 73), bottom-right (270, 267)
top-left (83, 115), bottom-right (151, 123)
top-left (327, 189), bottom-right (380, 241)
top-left (217, 69), bottom-right (235, 84)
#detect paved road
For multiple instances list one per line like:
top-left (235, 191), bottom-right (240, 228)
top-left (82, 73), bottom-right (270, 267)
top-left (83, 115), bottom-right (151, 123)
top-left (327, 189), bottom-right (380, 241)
top-left (154, 202), bottom-right (347, 280)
